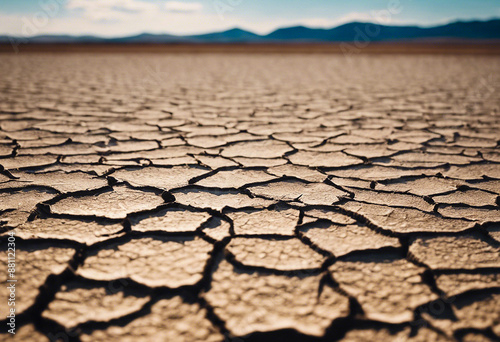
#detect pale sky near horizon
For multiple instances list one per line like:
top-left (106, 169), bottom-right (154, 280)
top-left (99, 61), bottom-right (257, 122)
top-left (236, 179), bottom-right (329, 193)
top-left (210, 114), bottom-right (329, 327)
top-left (1, 0), bottom-right (499, 37)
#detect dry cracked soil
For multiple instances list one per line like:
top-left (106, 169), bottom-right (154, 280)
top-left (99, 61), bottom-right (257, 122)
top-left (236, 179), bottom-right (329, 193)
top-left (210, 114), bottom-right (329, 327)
top-left (0, 53), bottom-right (499, 342)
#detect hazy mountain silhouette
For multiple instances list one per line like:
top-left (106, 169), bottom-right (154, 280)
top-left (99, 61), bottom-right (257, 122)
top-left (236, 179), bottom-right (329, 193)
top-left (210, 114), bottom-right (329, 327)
top-left (189, 28), bottom-right (262, 42)
top-left (266, 20), bottom-right (500, 42)
top-left (2, 19), bottom-right (499, 43)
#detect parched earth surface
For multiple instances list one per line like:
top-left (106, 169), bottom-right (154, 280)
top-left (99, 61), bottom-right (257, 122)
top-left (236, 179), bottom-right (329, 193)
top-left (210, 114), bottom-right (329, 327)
top-left (0, 53), bottom-right (499, 341)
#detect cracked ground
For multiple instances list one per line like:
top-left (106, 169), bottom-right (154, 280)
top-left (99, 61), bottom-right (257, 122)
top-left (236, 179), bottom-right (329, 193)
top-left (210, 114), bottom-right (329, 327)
top-left (0, 53), bottom-right (499, 342)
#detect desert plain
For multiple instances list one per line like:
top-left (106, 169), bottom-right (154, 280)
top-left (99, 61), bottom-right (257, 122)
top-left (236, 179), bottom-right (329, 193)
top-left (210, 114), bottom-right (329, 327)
top-left (0, 47), bottom-right (499, 341)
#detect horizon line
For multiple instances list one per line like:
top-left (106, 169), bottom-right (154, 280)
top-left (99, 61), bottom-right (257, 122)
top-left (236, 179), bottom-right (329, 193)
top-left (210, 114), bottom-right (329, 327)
top-left (2, 16), bottom-right (499, 39)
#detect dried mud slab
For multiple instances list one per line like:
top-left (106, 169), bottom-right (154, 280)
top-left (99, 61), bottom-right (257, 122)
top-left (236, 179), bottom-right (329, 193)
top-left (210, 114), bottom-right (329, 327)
top-left (4, 171), bottom-right (108, 193)
top-left (81, 296), bottom-right (223, 342)
top-left (195, 169), bottom-right (276, 188)
top-left (302, 209), bottom-right (356, 225)
top-left (111, 166), bottom-right (208, 190)
top-left (328, 165), bottom-right (441, 181)
top-left (230, 157), bottom-right (288, 167)
top-left (343, 144), bottom-right (398, 159)
top-left (300, 222), bottom-right (401, 257)
top-left (172, 187), bottom-right (275, 211)
top-left (470, 180), bottom-right (500, 195)
top-left (340, 201), bottom-right (475, 234)
top-left (42, 282), bottom-right (150, 328)
top-left (339, 327), bottom-right (453, 342)
top-left (438, 206), bottom-right (500, 224)
top-left (436, 273), bottom-right (500, 297)
top-left (11, 218), bottom-right (124, 245)
top-left (0, 188), bottom-right (57, 227)
top-left (221, 140), bottom-right (292, 158)
top-left (204, 260), bottom-right (349, 337)
top-left (227, 207), bottom-right (299, 235)
top-left (0, 188), bottom-right (57, 212)
top-left (0, 155), bottom-right (57, 170)
top-left (248, 179), bottom-right (349, 205)
top-left (18, 143), bottom-right (99, 156)
top-left (442, 164), bottom-right (500, 180)
top-left (129, 207), bottom-right (211, 233)
top-left (378, 151), bottom-right (480, 167)
top-left (194, 155), bottom-right (238, 169)
top-left (49, 185), bottom-right (165, 219)
top-left (288, 151), bottom-right (362, 168)
top-left (77, 236), bottom-right (213, 288)
top-left (0, 324), bottom-right (49, 342)
top-left (349, 187), bottom-right (434, 211)
top-left (329, 254), bottom-right (438, 323)
top-left (375, 177), bottom-right (463, 196)
top-left (0, 244), bottom-right (75, 315)
top-left (461, 332), bottom-right (499, 342)
top-left (409, 235), bottom-right (500, 270)
top-left (267, 164), bottom-right (328, 182)
top-left (423, 292), bottom-right (500, 336)
top-left (226, 237), bottom-right (325, 270)
top-left (42, 163), bottom-right (115, 176)
top-left (432, 189), bottom-right (499, 207)
top-left (104, 146), bottom-right (203, 162)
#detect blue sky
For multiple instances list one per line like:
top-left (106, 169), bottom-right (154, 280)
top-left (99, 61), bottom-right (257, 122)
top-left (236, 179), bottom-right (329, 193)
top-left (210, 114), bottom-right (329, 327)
top-left (1, 0), bottom-right (499, 37)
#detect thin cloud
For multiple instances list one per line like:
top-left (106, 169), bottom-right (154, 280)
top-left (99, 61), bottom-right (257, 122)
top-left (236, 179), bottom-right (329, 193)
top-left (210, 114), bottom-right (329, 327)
top-left (67, 0), bottom-right (156, 12)
top-left (66, 0), bottom-right (157, 21)
top-left (165, 1), bottom-right (203, 13)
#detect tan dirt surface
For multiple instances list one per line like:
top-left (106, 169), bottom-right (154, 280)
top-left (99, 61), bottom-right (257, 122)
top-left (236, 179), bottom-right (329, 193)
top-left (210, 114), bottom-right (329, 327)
top-left (0, 53), bottom-right (499, 341)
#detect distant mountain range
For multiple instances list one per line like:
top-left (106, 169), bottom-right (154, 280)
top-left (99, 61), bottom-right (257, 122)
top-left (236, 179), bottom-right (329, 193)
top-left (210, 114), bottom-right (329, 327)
top-left (1, 19), bottom-right (499, 44)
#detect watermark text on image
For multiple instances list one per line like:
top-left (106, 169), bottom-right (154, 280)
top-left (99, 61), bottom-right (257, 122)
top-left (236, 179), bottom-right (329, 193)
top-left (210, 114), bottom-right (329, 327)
top-left (6, 230), bottom-right (17, 335)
